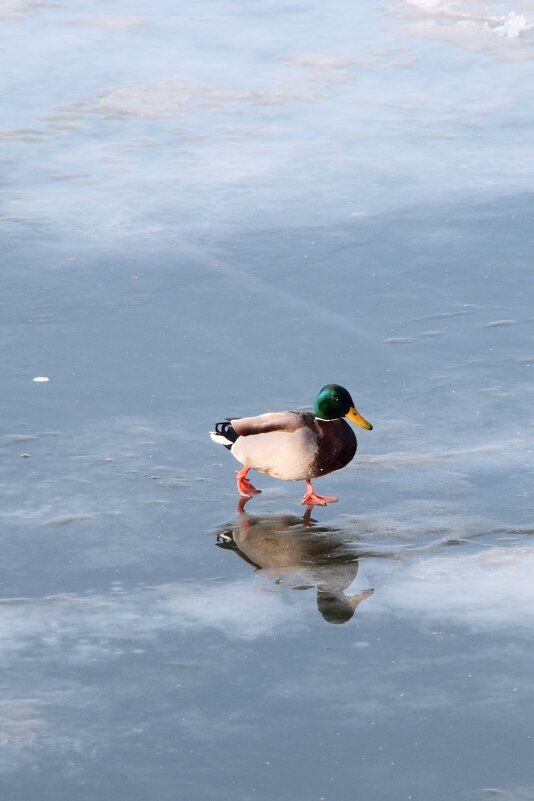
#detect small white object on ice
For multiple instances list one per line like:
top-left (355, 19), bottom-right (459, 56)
top-left (33, 376), bottom-right (50, 382)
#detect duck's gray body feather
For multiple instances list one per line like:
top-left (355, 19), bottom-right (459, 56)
top-left (230, 411), bottom-right (357, 481)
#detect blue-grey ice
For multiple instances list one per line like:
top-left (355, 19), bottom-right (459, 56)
top-left (1, 0), bottom-right (534, 799)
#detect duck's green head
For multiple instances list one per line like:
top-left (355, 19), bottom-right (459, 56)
top-left (314, 384), bottom-right (373, 429)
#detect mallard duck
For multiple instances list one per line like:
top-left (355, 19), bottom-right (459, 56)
top-left (210, 384), bottom-right (372, 506)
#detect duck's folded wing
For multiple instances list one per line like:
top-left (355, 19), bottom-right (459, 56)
top-left (231, 411), bottom-right (307, 436)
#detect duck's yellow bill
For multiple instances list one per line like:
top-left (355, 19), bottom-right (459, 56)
top-left (346, 406), bottom-right (373, 430)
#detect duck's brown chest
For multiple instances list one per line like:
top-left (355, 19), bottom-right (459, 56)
top-left (312, 418), bottom-right (357, 477)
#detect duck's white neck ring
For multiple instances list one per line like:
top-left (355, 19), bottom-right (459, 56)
top-left (315, 416), bottom-right (341, 422)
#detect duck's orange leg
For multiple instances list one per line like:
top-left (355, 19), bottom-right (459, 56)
top-left (300, 479), bottom-right (338, 506)
top-left (236, 465), bottom-right (261, 497)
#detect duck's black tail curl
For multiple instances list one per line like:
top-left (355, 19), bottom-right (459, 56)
top-left (209, 420), bottom-right (239, 449)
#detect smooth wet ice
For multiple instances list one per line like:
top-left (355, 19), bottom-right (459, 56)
top-left (2, 1), bottom-right (534, 799)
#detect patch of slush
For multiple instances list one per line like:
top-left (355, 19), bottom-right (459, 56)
top-left (394, 0), bottom-right (534, 59)
top-left (369, 541), bottom-right (534, 632)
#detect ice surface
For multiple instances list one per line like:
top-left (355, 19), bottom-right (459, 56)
top-left (2, 0), bottom-right (534, 799)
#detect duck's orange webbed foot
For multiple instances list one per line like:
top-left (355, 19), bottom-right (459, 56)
top-left (236, 465), bottom-right (261, 497)
top-left (300, 479), bottom-right (338, 507)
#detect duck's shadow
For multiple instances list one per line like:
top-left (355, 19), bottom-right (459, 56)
top-left (215, 499), bottom-right (375, 625)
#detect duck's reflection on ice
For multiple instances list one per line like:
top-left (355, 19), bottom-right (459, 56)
top-left (216, 500), bottom-right (374, 625)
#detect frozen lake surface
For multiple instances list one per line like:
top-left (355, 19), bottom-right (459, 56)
top-left (2, 1), bottom-right (534, 799)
